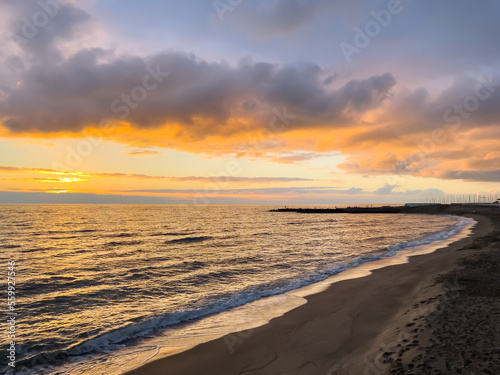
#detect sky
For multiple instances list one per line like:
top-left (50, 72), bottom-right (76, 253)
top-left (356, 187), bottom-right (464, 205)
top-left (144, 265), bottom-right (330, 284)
top-left (0, 0), bottom-right (499, 204)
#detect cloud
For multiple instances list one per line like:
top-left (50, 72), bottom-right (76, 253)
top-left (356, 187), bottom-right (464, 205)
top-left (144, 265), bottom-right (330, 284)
top-left (437, 170), bottom-right (500, 183)
top-left (0, 46), bottom-right (397, 136)
top-left (345, 187), bottom-right (363, 194)
top-left (0, 165), bottom-right (162, 179)
top-left (0, 164), bottom-right (316, 183)
top-left (5, 177), bottom-right (87, 183)
top-left (267, 151), bottom-right (335, 164)
top-left (0, 2), bottom-right (398, 140)
top-left (111, 185), bottom-right (444, 201)
top-left (125, 149), bottom-right (163, 156)
top-left (332, 72), bottom-right (500, 182)
top-left (168, 176), bottom-right (315, 183)
top-left (0, 165), bottom-right (24, 172)
top-left (372, 184), bottom-right (444, 196)
top-left (403, 188), bottom-right (444, 196)
top-left (374, 184), bottom-right (398, 194)
top-left (118, 186), bottom-right (364, 195)
top-left (0, 165), bottom-right (92, 176)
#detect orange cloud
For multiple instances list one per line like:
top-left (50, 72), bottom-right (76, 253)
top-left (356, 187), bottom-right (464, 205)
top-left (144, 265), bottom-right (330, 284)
top-left (124, 150), bottom-right (163, 156)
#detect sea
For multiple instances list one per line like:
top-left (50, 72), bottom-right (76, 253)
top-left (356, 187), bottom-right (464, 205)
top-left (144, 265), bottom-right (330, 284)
top-left (0, 204), bottom-right (474, 374)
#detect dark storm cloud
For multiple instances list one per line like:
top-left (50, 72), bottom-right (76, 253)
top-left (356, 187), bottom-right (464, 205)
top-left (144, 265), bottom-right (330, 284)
top-left (0, 1), bottom-right (404, 135)
top-left (0, 46), bottom-right (397, 134)
top-left (2, 0), bottom-right (499, 140)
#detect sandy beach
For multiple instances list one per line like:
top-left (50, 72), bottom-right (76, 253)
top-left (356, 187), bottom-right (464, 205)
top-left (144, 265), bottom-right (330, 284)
top-left (125, 205), bottom-right (500, 375)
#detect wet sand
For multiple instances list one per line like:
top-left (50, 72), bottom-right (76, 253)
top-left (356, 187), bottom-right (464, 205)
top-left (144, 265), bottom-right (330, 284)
top-left (126, 205), bottom-right (499, 375)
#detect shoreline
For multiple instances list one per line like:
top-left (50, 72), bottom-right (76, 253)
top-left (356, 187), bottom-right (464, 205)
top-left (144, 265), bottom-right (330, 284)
top-left (125, 205), bottom-right (499, 375)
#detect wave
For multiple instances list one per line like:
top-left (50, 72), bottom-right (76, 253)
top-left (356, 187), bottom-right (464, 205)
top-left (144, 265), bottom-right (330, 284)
top-left (124, 272), bottom-right (151, 280)
top-left (14, 282), bottom-right (316, 372)
top-left (104, 240), bottom-right (143, 247)
top-left (150, 231), bottom-right (195, 237)
top-left (165, 236), bottom-right (212, 244)
top-left (26, 229), bottom-right (98, 236)
top-left (48, 235), bottom-right (78, 240)
top-left (21, 247), bottom-right (54, 253)
top-left (383, 215), bottom-right (473, 255)
top-left (110, 232), bottom-right (137, 238)
top-left (1, 244), bottom-right (21, 248)
top-left (181, 260), bottom-right (206, 270)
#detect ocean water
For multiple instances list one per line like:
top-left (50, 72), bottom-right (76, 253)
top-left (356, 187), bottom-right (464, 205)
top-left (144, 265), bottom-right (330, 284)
top-left (0, 204), bottom-right (473, 374)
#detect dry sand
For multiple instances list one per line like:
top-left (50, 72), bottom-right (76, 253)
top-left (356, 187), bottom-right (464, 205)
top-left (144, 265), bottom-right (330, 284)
top-left (125, 205), bottom-right (500, 375)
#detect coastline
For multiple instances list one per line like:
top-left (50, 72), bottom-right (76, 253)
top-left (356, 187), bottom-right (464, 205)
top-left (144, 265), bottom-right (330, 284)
top-left (125, 205), bottom-right (498, 375)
